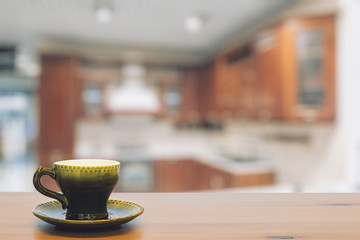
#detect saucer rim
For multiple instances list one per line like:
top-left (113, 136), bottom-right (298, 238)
top-left (33, 199), bottom-right (144, 226)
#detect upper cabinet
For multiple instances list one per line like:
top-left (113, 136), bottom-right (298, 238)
top-left (254, 28), bottom-right (282, 120)
top-left (279, 16), bottom-right (335, 121)
top-left (210, 46), bottom-right (258, 121)
top-left (199, 16), bottom-right (335, 122)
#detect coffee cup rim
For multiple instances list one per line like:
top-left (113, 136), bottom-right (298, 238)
top-left (53, 159), bottom-right (120, 168)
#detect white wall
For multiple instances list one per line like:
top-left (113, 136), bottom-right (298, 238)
top-left (336, 0), bottom-right (360, 188)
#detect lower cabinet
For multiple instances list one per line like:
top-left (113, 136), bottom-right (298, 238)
top-left (154, 158), bottom-right (274, 192)
top-left (154, 159), bottom-right (195, 192)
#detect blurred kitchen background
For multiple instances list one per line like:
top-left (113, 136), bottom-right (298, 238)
top-left (1, 0), bottom-right (359, 193)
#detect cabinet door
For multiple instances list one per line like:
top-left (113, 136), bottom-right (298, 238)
top-left (179, 69), bottom-right (201, 123)
top-left (154, 159), bottom-right (195, 192)
top-left (255, 28), bottom-right (282, 120)
top-left (194, 161), bottom-right (232, 190)
top-left (212, 57), bottom-right (232, 115)
top-left (281, 16), bottom-right (335, 121)
top-left (221, 58), bottom-right (257, 119)
top-left (238, 59), bottom-right (258, 119)
top-left (225, 62), bottom-right (242, 116)
top-left (39, 55), bottom-right (79, 167)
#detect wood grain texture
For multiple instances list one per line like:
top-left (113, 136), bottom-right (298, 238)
top-left (189, 16), bottom-right (335, 122)
top-left (154, 159), bottom-right (196, 192)
top-left (39, 55), bottom-right (80, 168)
top-left (279, 16), bottom-right (335, 121)
top-left (197, 63), bottom-right (214, 121)
top-left (154, 159), bottom-right (274, 192)
top-left (179, 68), bottom-right (201, 122)
top-left (254, 26), bottom-right (282, 120)
top-left (2, 192), bottom-right (360, 239)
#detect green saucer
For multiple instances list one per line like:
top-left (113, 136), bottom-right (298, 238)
top-left (33, 199), bottom-right (144, 229)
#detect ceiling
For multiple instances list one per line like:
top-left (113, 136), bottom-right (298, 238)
top-left (0, 0), bottom-right (296, 65)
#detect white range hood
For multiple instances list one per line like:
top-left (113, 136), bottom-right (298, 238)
top-left (107, 64), bottom-right (160, 113)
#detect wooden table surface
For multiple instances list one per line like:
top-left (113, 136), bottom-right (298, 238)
top-left (1, 192), bottom-right (360, 239)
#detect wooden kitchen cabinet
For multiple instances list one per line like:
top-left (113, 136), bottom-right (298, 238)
top-left (232, 58), bottom-right (258, 118)
top-left (199, 42), bottom-right (274, 120)
top-left (192, 160), bottom-right (233, 190)
top-left (39, 55), bottom-right (80, 168)
top-left (209, 49), bottom-right (258, 120)
top-left (154, 159), bottom-right (196, 192)
top-left (178, 69), bottom-right (202, 123)
top-left (177, 66), bottom-right (217, 124)
top-left (278, 16), bottom-right (335, 121)
top-left (254, 16), bottom-right (335, 121)
top-left (194, 160), bottom-right (274, 189)
top-left (154, 158), bottom-right (274, 192)
top-left (197, 15), bottom-right (335, 122)
top-left (197, 63), bottom-right (214, 121)
top-left (212, 57), bottom-right (232, 114)
top-left (254, 28), bottom-right (283, 120)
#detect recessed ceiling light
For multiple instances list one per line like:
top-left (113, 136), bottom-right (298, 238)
top-left (94, 6), bottom-right (113, 23)
top-left (184, 14), bottom-right (205, 33)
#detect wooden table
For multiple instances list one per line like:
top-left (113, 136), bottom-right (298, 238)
top-left (1, 192), bottom-right (360, 239)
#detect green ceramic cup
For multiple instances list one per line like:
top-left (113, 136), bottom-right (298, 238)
top-left (33, 159), bottom-right (120, 220)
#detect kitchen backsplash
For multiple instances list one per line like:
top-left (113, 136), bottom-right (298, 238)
top-left (75, 118), bottom-right (335, 191)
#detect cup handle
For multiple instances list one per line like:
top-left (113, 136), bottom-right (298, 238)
top-left (33, 166), bottom-right (68, 209)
